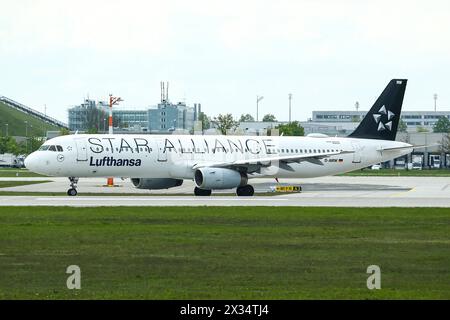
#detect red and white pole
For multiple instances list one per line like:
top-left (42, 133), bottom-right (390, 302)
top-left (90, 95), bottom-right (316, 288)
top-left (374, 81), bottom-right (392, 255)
top-left (109, 95), bottom-right (114, 135)
top-left (107, 94), bottom-right (123, 187)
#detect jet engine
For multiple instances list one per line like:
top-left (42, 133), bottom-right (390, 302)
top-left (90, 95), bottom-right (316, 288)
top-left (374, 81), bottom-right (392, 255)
top-left (194, 168), bottom-right (247, 189)
top-left (131, 178), bottom-right (183, 190)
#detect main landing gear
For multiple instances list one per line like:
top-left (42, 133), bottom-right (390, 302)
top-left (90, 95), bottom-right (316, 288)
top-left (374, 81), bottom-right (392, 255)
top-left (193, 185), bottom-right (255, 196)
top-left (236, 185), bottom-right (254, 196)
top-left (194, 187), bottom-right (212, 196)
top-left (67, 177), bottom-right (79, 196)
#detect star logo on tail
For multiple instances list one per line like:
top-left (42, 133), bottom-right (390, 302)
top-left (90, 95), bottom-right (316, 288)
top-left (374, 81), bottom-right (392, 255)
top-left (372, 105), bottom-right (395, 131)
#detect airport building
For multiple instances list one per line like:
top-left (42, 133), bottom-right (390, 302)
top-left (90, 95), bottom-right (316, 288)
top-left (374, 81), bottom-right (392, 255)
top-left (148, 101), bottom-right (198, 133)
top-left (68, 99), bottom-right (199, 133)
top-left (311, 110), bottom-right (450, 133)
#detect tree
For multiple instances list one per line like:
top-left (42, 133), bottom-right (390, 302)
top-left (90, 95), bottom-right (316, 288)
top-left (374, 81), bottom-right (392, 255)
top-left (86, 105), bottom-right (107, 132)
top-left (398, 119), bottom-right (408, 133)
top-left (440, 132), bottom-right (450, 153)
top-left (198, 112), bottom-right (210, 130)
top-left (29, 136), bottom-right (44, 153)
top-left (212, 114), bottom-right (238, 135)
top-left (433, 116), bottom-right (450, 133)
top-left (60, 128), bottom-right (70, 136)
top-left (239, 114), bottom-right (255, 122)
top-left (262, 114), bottom-right (277, 122)
top-left (276, 121), bottom-right (305, 136)
top-left (416, 126), bottom-right (429, 133)
top-left (0, 136), bottom-right (20, 155)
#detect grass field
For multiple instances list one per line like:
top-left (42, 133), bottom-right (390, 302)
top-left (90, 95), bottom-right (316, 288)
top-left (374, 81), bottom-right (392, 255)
top-left (0, 100), bottom-right (60, 137)
top-left (341, 168), bottom-right (450, 176)
top-left (0, 206), bottom-right (448, 299)
top-left (0, 169), bottom-right (47, 178)
top-left (0, 180), bottom-right (52, 188)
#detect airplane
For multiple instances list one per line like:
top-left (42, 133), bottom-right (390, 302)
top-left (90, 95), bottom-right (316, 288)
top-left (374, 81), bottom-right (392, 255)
top-left (25, 79), bottom-right (415, 196)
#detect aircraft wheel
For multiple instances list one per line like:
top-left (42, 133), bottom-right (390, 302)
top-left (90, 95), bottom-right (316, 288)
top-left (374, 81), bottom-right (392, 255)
top-left (67, 188), bottom-right (78, 196)
top-left (194, 187), bottom-right (212, 196)
top-left (236, 185), bottom-right (254, 196)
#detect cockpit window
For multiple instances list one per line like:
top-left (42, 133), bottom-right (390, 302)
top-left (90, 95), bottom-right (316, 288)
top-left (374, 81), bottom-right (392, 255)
top-left (39, 145), bottom-right (63, 152)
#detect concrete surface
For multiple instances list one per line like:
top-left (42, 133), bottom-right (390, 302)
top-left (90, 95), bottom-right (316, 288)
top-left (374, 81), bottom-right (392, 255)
top-left (0, 176), bottom-right (449, 207)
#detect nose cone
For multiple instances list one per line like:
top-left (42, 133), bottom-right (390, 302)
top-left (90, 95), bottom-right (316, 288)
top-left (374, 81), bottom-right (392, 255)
top-left (24, 152), bottom-right (38, 172)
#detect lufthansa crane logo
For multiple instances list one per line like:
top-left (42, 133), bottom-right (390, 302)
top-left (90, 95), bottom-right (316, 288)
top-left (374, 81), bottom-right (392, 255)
top-left (372, 105), bottom-right (395, 131)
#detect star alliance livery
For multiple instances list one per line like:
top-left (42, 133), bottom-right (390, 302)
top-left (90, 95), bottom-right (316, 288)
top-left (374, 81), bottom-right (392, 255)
top-left (25, 79), bottom-right (414, 196)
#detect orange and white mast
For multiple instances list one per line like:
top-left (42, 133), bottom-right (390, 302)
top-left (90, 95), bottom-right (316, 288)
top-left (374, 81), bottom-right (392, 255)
top-left (107, 94), bottom-right (123, 187)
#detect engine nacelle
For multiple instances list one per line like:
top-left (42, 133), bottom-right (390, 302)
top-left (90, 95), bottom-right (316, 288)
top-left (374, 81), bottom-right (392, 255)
top-left (194, 168), bottom-right (247, 190)
top-left (131, 178), bottom-right (183, 190)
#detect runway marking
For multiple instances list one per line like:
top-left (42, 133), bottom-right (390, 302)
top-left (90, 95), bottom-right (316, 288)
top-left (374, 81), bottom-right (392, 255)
top-left (389, 187), bottom-right (416, 197)
top-left (35, 197), bottom-right (289, 202)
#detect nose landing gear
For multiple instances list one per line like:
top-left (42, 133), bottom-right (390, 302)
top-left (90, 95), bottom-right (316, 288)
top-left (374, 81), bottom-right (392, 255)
top-left (67, 177), bottom-right (79, 196)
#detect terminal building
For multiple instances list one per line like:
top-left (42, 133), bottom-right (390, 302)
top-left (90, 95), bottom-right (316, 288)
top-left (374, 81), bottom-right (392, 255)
top-left (307, 110), bottom-right (450, 169)
top-left (311, 110), bottom-right (450, 134)
top-left (68, 99), bottom-right (200, 134)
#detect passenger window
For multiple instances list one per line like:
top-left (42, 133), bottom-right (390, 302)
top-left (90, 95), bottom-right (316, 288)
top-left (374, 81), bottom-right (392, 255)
top-left (49, 145), bottom-right (57, 151)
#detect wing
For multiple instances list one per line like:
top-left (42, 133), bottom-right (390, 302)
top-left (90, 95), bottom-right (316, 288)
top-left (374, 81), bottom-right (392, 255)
top-left (192, 150), bottom-right (354, 172)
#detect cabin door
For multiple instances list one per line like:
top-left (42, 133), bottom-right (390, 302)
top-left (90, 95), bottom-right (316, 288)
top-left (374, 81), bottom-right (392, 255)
top-left (75, 138), bottom-right (88, 161)
top-left (157, 139), bottom-right (167, 162)
top-left (351, 141), bottom-right (362, 163)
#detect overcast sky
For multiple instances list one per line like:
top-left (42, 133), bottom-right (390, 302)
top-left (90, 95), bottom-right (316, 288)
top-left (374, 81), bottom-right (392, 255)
top-left (1, 0), bottom-right (449, 123)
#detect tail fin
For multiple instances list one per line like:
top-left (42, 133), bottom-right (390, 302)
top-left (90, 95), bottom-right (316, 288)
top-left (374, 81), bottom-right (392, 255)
top-left (349, 79), bottom-right (407, 140)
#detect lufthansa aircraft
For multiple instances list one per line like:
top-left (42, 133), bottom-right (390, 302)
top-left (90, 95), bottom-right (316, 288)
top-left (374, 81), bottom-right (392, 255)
top-left (25, 79), bottom-right (414, 196)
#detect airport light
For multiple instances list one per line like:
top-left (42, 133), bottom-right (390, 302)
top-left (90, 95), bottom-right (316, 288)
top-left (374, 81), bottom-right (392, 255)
top-left (434, 93), bottom-right (438, 112)
top-left (256, 95), bottom-right (264, 121)
top-left (288, 93), bottom-right (292, 123)
top-left (24, 121), bottom-right (28, 153)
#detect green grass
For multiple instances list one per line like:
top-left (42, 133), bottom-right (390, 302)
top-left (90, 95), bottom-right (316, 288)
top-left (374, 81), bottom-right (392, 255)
top-left (0, 168), bottom-right (47, 177)
top-left (340, 168), bottom-right (450, 176)
top-left (0, 206), bottom-right (448, 299)
top-left (0, 180), bottom-right (52, 188)
top-left (0, 101), bottom-right (61, 137)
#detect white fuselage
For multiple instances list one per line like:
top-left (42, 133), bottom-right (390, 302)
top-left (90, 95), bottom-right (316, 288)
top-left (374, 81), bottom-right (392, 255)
top-left (25, 134), bottom-right (413, 180)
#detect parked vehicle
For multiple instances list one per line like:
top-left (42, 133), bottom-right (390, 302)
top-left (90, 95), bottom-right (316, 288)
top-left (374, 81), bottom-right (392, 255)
top-left (429, 154), bottom-right (441, 169)
top-left (371, 164), bottom-right (381, 170)
top-left (411, 154), bottom-right (423, 170)
top-left (0, 153), bottom-right (20, 168)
